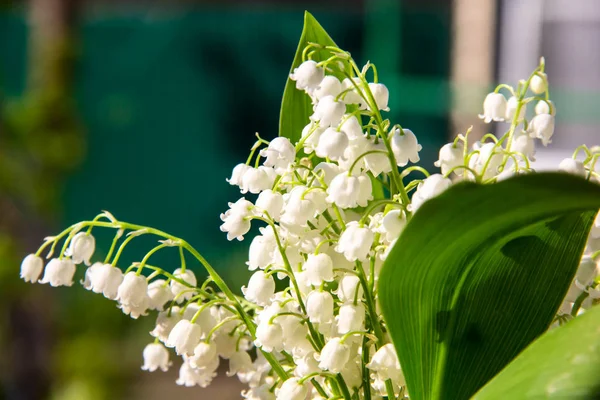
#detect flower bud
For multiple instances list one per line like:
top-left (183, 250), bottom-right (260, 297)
top-left (40, 258), bottom-right (76, 287)
top-left (20, 254), bottom-right (43, 283)
top-left (142, 343), bottom-right (171, 372)
top-left (381, 209), bottom-right (407, 242)
top-left (530, 72), bottom-right (547, 94)
top-left (390, 128), bottom-right (422, 167)
top-left (505, 96), bottom-right (526, 121)
top-left (535, 100), bottom-right (555, 116)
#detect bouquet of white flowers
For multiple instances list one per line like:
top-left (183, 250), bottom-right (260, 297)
top-left (18, 12), bottom-right (600, 400)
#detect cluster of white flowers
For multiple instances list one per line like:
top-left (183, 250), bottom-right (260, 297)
top-left (19, 46), bottom-right (599, 400)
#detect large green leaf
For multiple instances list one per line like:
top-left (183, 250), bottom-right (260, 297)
top-left (378, 173), bottom-right (600, 400)
top-left (474, 303), bottom-right (600, 399)
top-left (279, 11), bottom-right (339, 143)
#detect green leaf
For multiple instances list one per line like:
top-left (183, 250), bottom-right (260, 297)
top-left (279, 11), bottom-right (338, 143)
top-left (473, 304), bottom-right (600, 399)
top-left (378, 173), bottom-right (600, 400)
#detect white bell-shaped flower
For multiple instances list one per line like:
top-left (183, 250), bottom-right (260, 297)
top-left (67, 232), bottom-right (95, 265)
top-left (227, 163), bottom-right (251, 188)
top-left (505, 96), bottom-right (526, 121)
top-left (434, 143), bottom-right (464, 175)
top-left (558, 158), bottom-right (586, 177)
top-left (176, 361), bottom-right (216, 388)
top-left (254, 321), bottom-right (284, 352)
top-left (479, 92), bottom-right (507, 123)
top-left (182, 304), bottom-right (217, 337)
top-left (220, 198), bottom-right (254, 241)
top-left (311, 95), bottom-right (346, 127)
top-left (290, 60), bottom-right (324, 92)
top-left (340, 115), bottom-right (364, 140)
top-left (150, 307), bottom-right (182, 342)
top-left (390, 128), bottom-right (422, 167)
top-left (256, 190), bottom-right (284, 221)
top-left (341, 77), bottom-right (365, 106)
top-left (469, 142), bottom-right (504, 180)
top-left (535, 100), bottom-right (556, 116)
top-left (276, 378), bottom-right (308, 400)
top-left (366, 343), bottom-right (403, 382)
top-left (335, 274), bottom-right (363, 303)
top-left (381, 210), bottom-right (407, 242)
top-left (166, 319), bottom-right (202, 356)
top-left (142, 343), bottom-right (171, 372)
top-left (591, 213), bottom-right (600, 239)
top-left (304, 253), bottom-right (335, 285)
top-left (315, 127), bottom-right (349, 161)
top-left (294, 353), bottom-right (321, 377)
top-left (317, 337), bottom-right (350, 373)
top-left (240, 166), bottom-right (277, 194)
top-left (336, 221), bottom-right (374, 262)
top-left (364, 139), bottom-right (392, 177)
top-left (326, 172), bottom-right (373, 209)
top-left (227, 351), bottom-right (254, 377)
top-left (260, 137), bottom-right (295, 174)
top-left (147, 279), bottom-right (173, 310)
top-left (170, 268), bottom-right (197, 302)
top-left (528, 113), bottom-right (555, 146)
top-left (338, 135), bottom-right (369, 172)
top-left (20, 254), bottom-right (43, 283)
top-left (242, 384), bottom-right (276, 400)
top-left (242, 270), bottom-right (275, 306)
top-left (120, 296), bottom-right (150, 319)
top-left (410, 174), bottom-right (452, 212)
top-left (368, 82), bottom-right (390, 111)
top-left (40, 258), bottom-right (76, 287)
top-left (313, 162), bottom-right (343, 186)
top-left (512, 131), bottom-right (536, 161)
top-left (300, 122), bottom-right (324, 154)
top-left (313, 75), bottom-right (342, 100)
top-left (117, 271), bottom-right (149, 307)
top-left (530, 72), bottom-right (547, 94)
top-left (88, 263), bottom-right (124, 300)
top-left (336, 302), bottom-right (366, 334)
top-left (576, 255), bottom-right (598, 287)
top-left (306, 290), bottom-right (334, 324)
top-left (280, 186), bottom-right (316, 227)
top-left (247, 231), bottom-right (277, 271)
top-left (190, 341), bottom-right (218, 368)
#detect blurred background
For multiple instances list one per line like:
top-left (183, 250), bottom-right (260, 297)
top-left (0, 0), bottom-right (597, 399)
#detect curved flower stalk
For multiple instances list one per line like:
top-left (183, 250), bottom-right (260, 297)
top-left (19, 43), bottom-right (600, 400)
